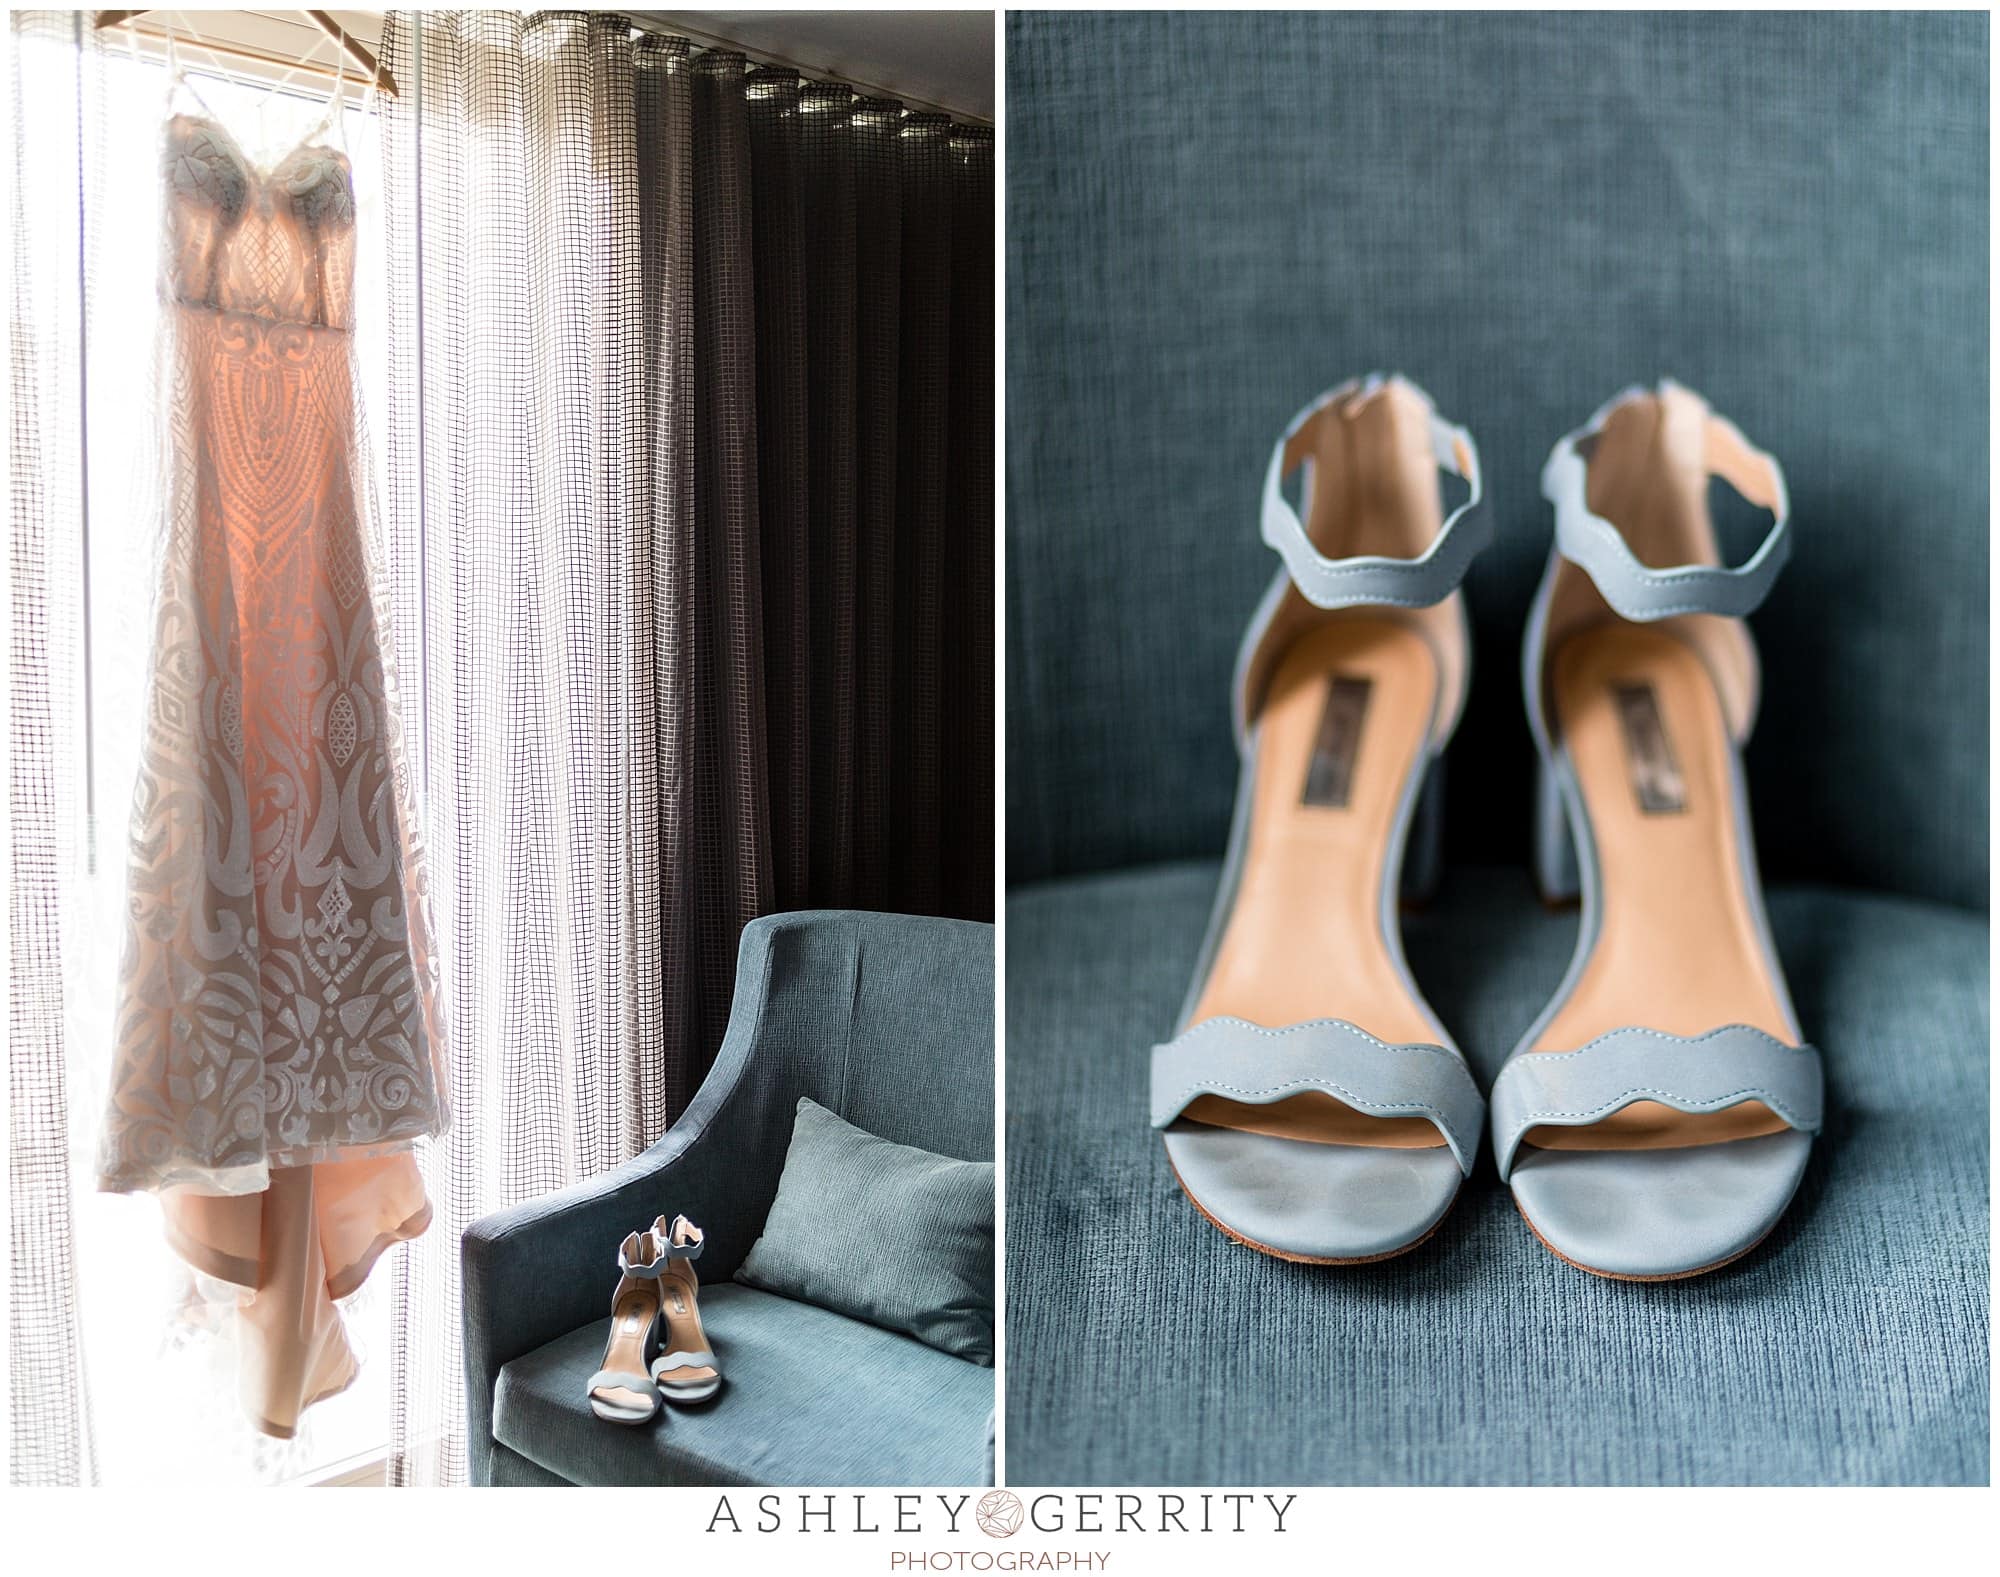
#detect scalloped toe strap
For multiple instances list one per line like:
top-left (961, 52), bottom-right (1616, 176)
top-left (588, 1368), bottom-right (659, 1402)
top-left (1491, 1025), bottom-right (1824, 1179)
top-left (654, 1350), bottom-right (718, 1378)
top-left (1150, 1016), bottom-right (1483, 1175)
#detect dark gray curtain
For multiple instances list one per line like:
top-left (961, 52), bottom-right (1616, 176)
top-left (683, 55), bottom-right (994, 1077)
top-left (377, 10), bottom-right (990, 1482)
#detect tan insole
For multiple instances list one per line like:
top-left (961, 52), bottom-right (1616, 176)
top-left (1181, 620), bottom-right (1447, 1152)
top-left (660, 1268), bottom-right (717, 1384)
top-left (1526, 624), bottom-right (1793, 1152)
top-left (594, 1287), bottom-right (660, 1412)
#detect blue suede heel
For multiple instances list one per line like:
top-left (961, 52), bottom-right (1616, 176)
top-left (1152, 375), bottom-right (1490, 1263)
top-left (586, 1223), bottom-right (669, 1424)
top-left (1499, 383), bottom-right (1824, 1279)
top-left (650, 1215), bottom-right (723, 1403)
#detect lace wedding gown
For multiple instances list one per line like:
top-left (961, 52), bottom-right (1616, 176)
top-left (98, 79), bottom-right (447, 1438)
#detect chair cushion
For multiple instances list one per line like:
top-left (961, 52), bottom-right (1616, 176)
top-left (736, 1097), bottom-right (995, 1363)
top-left (1006, 862), bottom-right (1990, 1484)
top-left (493, 1283), bottom-right (992, 1486)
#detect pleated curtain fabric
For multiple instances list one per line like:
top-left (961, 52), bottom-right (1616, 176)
top-left (7, 10), bottom-right (101, 1487)
top-left (376, 10), bottom-right (992, 1484)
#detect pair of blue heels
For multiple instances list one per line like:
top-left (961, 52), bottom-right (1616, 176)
top-left (586, 1214), bottom-right (724, 1423)
top-left (1151, 376), bottom-right (1822, 1280)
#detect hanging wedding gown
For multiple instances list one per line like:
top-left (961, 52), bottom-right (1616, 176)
top-left (98, 73), bottom-right (448, 1439)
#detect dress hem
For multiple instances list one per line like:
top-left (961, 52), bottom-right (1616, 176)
top-left (326, 1197), bottom-right (433, 1301)
top-left (97, 1125), bottom-right (442, 1201)
top-left (161, 1215), bottom-right (262, 1291)
top-left (249, 1353), bottom-right (361, 1440)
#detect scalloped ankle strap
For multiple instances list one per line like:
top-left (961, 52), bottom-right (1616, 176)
top-left (1543, 384), bottom-right (1791, 622)
top-left (1259, 374), bottom-right (1488, 610)
top-left (665, 1214), bottom-right (704, 1259)
top-left (616, 1226), bottom-right (667, 1280)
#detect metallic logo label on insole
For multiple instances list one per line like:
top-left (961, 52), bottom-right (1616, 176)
top-left (1611, 681), bottom-right (1687, 814)
top-left (1302, 675), bottom-right (1372, 808)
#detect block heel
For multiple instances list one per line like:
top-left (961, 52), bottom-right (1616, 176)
top-left (1531, 754), bottom-right (1580, 907)
top-left (1399, 758), bottom-right (1448, 909)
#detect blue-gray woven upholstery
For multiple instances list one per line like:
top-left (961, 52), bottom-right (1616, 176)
top-left (1005, 11), bottom-right (1987, 1484)
top-left (462, 910), bottom-right (995, 1486)
top-left (1006, 9), bottom-right (1987, 910)
top-left (1009, 867), bottom-right (1987, 1484)
top-left (495, 1284), bottom-right (990, 1486)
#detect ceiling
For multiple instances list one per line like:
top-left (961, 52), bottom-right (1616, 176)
top-left (634, 10), bottom-right (993, 120)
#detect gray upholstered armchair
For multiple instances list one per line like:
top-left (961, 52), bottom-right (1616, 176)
top-left (460, 910), bottom-right (995, 1486)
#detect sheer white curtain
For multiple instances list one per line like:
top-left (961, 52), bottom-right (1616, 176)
top-left (7, 9), bottom-right (101, 1489)
top-left (378, 11), bottom-right (673, 1485)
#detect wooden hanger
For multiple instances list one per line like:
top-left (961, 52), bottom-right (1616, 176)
top-left (95, 10), bottom-right (397, 97)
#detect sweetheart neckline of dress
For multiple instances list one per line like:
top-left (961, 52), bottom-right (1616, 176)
top-left (165, 54), bottom-right (349, 185)
top-left (170, 108), bottom-right (351, 186)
